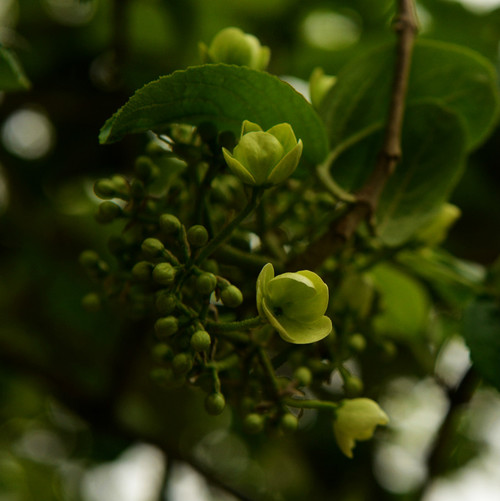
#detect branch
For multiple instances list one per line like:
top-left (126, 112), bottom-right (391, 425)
top-left (287, 0), bottom-right (418, 271)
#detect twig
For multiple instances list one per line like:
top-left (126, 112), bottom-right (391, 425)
top-left (287, 0), bottom-right (418, 271)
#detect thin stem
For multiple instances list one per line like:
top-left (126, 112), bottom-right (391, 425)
top-left (257, 347), bottom-right (280, 398)
top-left (194, 187), bottom-right (263, 265)
top-left (207, 316), bottom-right (264, 333)
top-left (283, 397), bottom-right (338, 412)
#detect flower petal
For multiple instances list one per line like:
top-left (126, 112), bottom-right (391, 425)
top-left (267, 140), bottom-right (303, 185)
top-left (256, 263), bottom-right (275, 318)
top-left (222, 147), bottom-right (256, 185)
top-left (266, 123), bottom-right (297, 153)
top-left (266, 272), bottom-right (316, 306)
top-left (241, 120), bottom-right (263, 135)
top-left (268, 312), bottom-right (332, 344)
top-left (333, 427), bottom-right (355, 459)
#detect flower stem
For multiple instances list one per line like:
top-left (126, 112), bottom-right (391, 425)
top-left (206, 316), bottom-right (264, 333)
top-left (283, 397), bottom-right (338, 412)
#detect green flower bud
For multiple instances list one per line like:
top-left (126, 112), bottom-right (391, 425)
top-left (152, 262), bottom-right (176, 286)
top-left (94, 179), bottom-right (116, 199)
top-left (155, 292), bottom-right (177, 315)
top-left (243, 413), bottom-right (265, 434)
top-left (220, 285), bottom-right (243, 308)
top-left (79, 250), bottom-right (100, 268)
top-left (110, 175), bottom-right (129, 196)
top-left (333, 398), bottom-right (389, 458)
top-left (349, 333), bottom-right (367, 353)
top-left (135, 155), bottom-right (159, 182)
top-left (294, 366), bottom-right (313, 387)
top-left (309, 67), bottom-right (336, 109)
top-left (141, 238), bottom-right (165, 258)
top-left (132, 261), bottom-right (153, 281)
top-left (187, 225), bottom-right (209, 247)
top-left (415, 203), bottom-right (461, 246)
top-left (190, 330), bottom-right (211, 352)
top-left (95, 201), bottom-right (122, 223)
top-left (280, 413), bottom-right (298, 433)
top-left (152, 343), bottom-right (174, 362)
top-left (196, 272), bottom-right (217, 295)
top-left (172, 353), bottom-right (193, 375)
top-left (82, 292), bottom-right (101, 312)
top-left (222, 120), bottom-right (303, 186)
top-left (201, 27), bottom-right (270, 70)
top-left (205, 392), bottom-right (226, 415)
top-left (343, 375), bottom-right (364, 397)
top-left (159, 214), bottom-right (182, 235)
top-left (154, 316), bottom-right (179, 338)
top-left (256, 263), bottom-right (332, 344)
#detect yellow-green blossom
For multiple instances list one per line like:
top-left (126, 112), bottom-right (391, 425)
top-left (333, 398), bottom-right (389, 458)
top-left (223, 120), bottom-right (303, 186)
top-left (256, 263), bottom-right (332, 344)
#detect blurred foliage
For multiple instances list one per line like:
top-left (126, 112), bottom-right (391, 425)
top-left (1, 1), bottom-right (500, 500)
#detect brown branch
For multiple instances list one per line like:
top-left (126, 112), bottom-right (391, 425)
top-left (287, 0), bottom-right (418, 271)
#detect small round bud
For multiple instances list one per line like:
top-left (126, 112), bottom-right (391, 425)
top-left (190, 330), bottom-right (211, 352)
top-left (79, 250), bottom-right (100, 268)
top-left (187, 225), bottom-right (209, 247)
top-left (294, 366), bottom-right (313, 387)
top-left (154, 316), bottom-right (179, 338)
top-left (95, 201), bottom-right (122, 223)
top-left (132, 261), bottom-right (153, 281)
top-left (159, 214), bottom-right (182, 235)
top-left (220, 285), bottom-right (243, 308)
top-left (280, 413), bottom-right (298, 433)
top-left (82, 292), bottom-right (101, 312)
top-left (196, 273), bottom-right (217, 295)
top-left (381, 340), bottom-right (397, 360)
top-left (135, 156), bottom-right (159, 182)
top-left (152, 343), bottom-right (174, 362)
top-left (243, 413), bottom-right (265, 434)
top-left (141, 238), bottom-right (164, 257)
top-left (94, 179), bottom-right (116, 199)
top-left (349, 333), bottom-right (367, 353)
top-left (205, 393), bottom-right (226, 415)
top-left (343, 376), bottom-right (364, 396)
top-left (152, 262), bottom-right (176, 286)
top-left (172, 353), bottom-right (193, 375)
top-left (110, 175), bottom-right (129, 196)
top-left (156, 292), bottom-right (177, 315)
top-left (201, 259), bottom-right (219, 275)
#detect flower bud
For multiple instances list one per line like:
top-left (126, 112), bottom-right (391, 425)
top-left (201, 27), bottom-right (270, 70)
top-left (152, 262), bottom-right (176, 286)
top-left (141, 238), bottom-right (165, 258)
top-left (280, 413), bottom-right (298, 433)
top-left (309, 67), bottom-right (336, 109)
top-left (82, 292), bottom-right (101, 312)
top-left (187, 225), bottom-right (209, 247)
top-left (132, 261), bottom-right (153, 281)
top-left (94, 179), bottom-right (116, 199)
top-left (156, 292), bottom-right (177, 315)
top-left (333, 398), bottom-right (389, 458)
top-left (135, 156), bottom-right (159, 182)
top-left (172, 353), bottom-right (193, 375)
top-left (349, 333), bottom-right (367, 353)
top-left (152, 343), bottom-right (174, 362)
top-left (110, 175), bottom-right (129, 196)
top-left (196, 272), bottom-right (217, 295)
top-left (243, 413), bottom-right (265, 434)
top-left (205, 392), bottom-right (226, 415)
top-left (159, 214), bottom-right (182, 235)
top-left (223, 121), bottom-right (303, 186)
top-left (343, 375), bottom-right (364, 397)
top-left (154, 316), bottom-right (179, 338)
top-left (293, 366), bottom-right (313, 387)
top-left (190, 330), bottom-right (211, 352)
top-left (79, 250), bottom-right (100, 268)
top-left (220, 285), bottom-right (243, 308)
top-left (256, 263), bottom-right (332, 344)
top-left (95, 201), bottom-right (122, 223)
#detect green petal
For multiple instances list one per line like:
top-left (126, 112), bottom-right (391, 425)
top-left (333, 426), bottom-right (355, 458)
top-left (233, 132), bottom-right (283, 185)
top-left (241, 120), bottom-right (263, 135)
top-left (269, 312), bottom-right (332, 344)
top-left (267, 140), bottom-right (303, 185)
top-left (256, 263), bottom-right (275, 318)
top-left (256, 46), bottom-right (271, 71)
top-left (266, 272), bottom-right (316, 306)
top-left (222, 147), bottom-right (256, 185)
top-left (267, 123), bottom-right (297, 153)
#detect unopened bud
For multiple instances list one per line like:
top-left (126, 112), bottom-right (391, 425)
top-left (190, 330), bottom-right (211, 352)
top-left (220, 285), bottom-right (243, 308)
top-left (141, 238), bottom-right (164, 257)
top-left (205, 393), bottom-right (226, 415)
top-left (159, 214), bottom-right (182, 235)
top-left (152, 262), bottom-right (176, 286)
top-left (243, 413), bottom-right (265, 434)
top-left (95, 201), bottom-right (122, 223)
top-left (196, 272), bottom-right (217, 295)
top-left (187, 225), bottom-right (209, 247)
top-left (132, 261), bottom-right (153, 281)
top-left (154, 316), bottom-right (178, 338)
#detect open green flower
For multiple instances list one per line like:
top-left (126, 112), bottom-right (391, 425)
top-left (200, 27), bottom-right (270, 70)
top-left (256, 263), bottom-right (332, 344)
top-left (333, 398), bottom-right (389, 458)
top-left (222, 120), bottom-right (303, 186)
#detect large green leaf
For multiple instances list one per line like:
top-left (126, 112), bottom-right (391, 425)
top-left (0, 46), bottom-right (30, 91)
top-left (99, 64), bottom-right (328, 165)
top-left (463, 298), bottom-right (500, 391)
top-left (321, 39), bottom-right (499, 152)
top-left (376, 101), bottom-right (466, 246)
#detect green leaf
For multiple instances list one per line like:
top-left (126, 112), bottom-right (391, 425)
top-left (463, 298), bottom-right (500, 391)
top-left (376, 101), bottom-right (467, 246)
top-left (371, 263), bottom-right (430, 341)
top-left (99, 64), bottom-right (328, 165)
top-left (0, 46), bottom-right (30, 91)
top-left (321, 39), bottom-right (499, 152)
